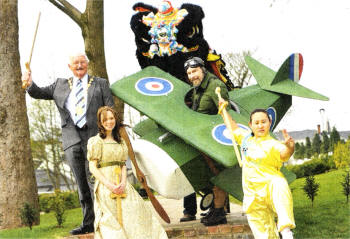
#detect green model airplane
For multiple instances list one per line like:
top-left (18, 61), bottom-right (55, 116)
top-left (110, 53), bottom-right (328, 206)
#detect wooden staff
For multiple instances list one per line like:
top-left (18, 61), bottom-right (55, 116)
top-left (120, 128), bottom-right (170, 223)
top-left (110, 167), bottom-right (127, 226)
top-left (215, 87), bottom-right (242, 167)
top-left (22, 12), bottom-right (41, 89)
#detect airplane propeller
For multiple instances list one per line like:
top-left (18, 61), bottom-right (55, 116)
top-left (120, 128), bottom-right (170, 223)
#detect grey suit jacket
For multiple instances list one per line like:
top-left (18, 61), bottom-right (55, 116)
top-left (27, 75), bottom-right (115, 150)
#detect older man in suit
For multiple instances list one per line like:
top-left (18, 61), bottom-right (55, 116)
top-left (22, 53), bottom-right (114, 235)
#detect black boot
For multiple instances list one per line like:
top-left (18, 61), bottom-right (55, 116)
top-left (200, 207), bottom-right (214, 223)
top-left (180, 214), bottom-right (196, 222)
top-left (224, 195), bottom-right (230, 214)
top-left (201, 207), bottom-right (227, 226)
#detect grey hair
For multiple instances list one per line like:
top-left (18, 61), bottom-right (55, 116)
top-left (68, 52), bottom-right (89, 64)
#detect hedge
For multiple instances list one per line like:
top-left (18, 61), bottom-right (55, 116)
top-left (286, 158), bottom-right (331, 178)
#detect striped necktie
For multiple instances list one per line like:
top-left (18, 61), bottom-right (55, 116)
top-left (75, 79), bottom-right (86, 128)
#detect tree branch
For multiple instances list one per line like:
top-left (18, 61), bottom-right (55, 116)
top-left (48, 0), bottom-right (82, 27)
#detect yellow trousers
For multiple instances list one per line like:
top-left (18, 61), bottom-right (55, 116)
top-left (245, 175), bottom-right (295, 239)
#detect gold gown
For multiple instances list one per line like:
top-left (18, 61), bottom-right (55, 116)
top-left (87, 135), bottom-right (168, 239)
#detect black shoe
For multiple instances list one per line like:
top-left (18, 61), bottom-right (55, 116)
top-left (200, 212), bottom-right (208, 217)
top-left (224, 195), bottom-right (230, 214)
top-left (204, 217), bottom-right (227, 226)
top-left (200, 208), bottom-right (214, 223)
top-left (70, 225), bottom-right (94, 235)
top-left (202, 208), bottom-right (227, 226)
top-left (180, 214), bottom-right (196, 222)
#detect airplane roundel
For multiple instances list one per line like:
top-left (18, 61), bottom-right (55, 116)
top-left (135, 77), bottom-right (173, 96)
top-left (266, 107), bottom-right (276, 130)
top-left (212, 123), bottom-right (251, 146)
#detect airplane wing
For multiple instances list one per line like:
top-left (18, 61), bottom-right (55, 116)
top-left (111, 66), bottom-right (244, 167)
top-left (110, 62), bottom-right (304, 200)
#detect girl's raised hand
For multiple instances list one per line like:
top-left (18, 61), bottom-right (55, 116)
top-left (282, 129), bottom-right (295, 149)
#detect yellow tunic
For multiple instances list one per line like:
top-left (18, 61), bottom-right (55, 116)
top-left (87, 135), bottom-right (168, 239)
top-left (233, 128), bottom-right (295, 239)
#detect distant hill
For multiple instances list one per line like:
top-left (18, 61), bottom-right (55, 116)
top-left (339, 131), bottom-right (350, 139)
top-left (274, 130), bottom-right (350, 141)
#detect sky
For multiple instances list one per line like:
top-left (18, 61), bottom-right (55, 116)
top-left (18, 0), bottom-right (350, 132)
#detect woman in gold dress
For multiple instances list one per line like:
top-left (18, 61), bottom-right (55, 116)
top-left (87, 106), bottom-right (168, 239)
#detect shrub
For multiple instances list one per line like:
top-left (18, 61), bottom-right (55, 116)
top-left (333, 141), bottom-right (350, 169)
top-left (341, 170), bottom-right (350, 203)
top-left (303, 175), bottom-right (320, 207)
top-left (49, 190), bottom-right (66, 227)
top-left (62, 191), bottom-right (80, 209)
top-left (39, 191), bottom-right (80, 213)
top-left (319, 154), bottom-right (336, 169)
top-left (39, 194), bottom-right (52, 213)
top-left (19, 202), bottom-right (39, 230)
top-left (286, 158), bottom-right (330, 178)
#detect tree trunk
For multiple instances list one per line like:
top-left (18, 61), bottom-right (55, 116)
top-left (82, 0), bottom-right (107, 79)
top-left (48, 0), bottom-right (124, 118)
top-left (83, 0), bottom-right (124, 117)
top-left (0, 0), bottom-right (39, 229)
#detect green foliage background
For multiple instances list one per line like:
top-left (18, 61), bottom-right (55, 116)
top-left (0, 170), bottom-right (349, 238)
top-left (290, 169), bottom-right (350, 238)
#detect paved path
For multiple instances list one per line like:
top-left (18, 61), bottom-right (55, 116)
top-left (64, 196), bottom-right (250, 239)
top-left (145, 196), bottom-right (245, 227)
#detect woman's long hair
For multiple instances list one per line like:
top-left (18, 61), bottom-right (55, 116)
top-left (97, 106), bottom-right (125, 143)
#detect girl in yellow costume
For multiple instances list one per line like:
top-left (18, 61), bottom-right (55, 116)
top-left (87, 106), bottom-right (168, 239)
top-left (218, 101), bottom-right (295, 239)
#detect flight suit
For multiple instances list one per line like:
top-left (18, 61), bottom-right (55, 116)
top-left (184, 72), bottom-right (229, 224)
top-left (191, 72), bottom-right (229, 114)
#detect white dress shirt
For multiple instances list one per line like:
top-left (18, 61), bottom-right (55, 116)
top-left (65, 74), bottom-right (88, 124)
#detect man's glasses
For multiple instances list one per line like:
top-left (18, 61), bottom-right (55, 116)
top-left (72, 60), bottom-right (88, 66)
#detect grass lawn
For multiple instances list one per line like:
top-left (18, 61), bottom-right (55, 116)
top-left (0, 208), bottom-right (82, 238)
top-left (0, 169), bottom-right (349, 238)
top-left (290, 169), bottom-right (350, 239)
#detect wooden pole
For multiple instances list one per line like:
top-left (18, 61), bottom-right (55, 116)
top-left (215, 87), bottom-right (242, 167)
top-left (22, 12), bottom-right (41, 89)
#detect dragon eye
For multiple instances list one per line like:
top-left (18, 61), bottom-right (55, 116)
top-left (159, 32), bottom-right (167, 37)
top-left (187, 26), bottom-right (195, 38)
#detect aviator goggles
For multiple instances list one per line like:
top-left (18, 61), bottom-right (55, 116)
top-left (184, 57), bottom-right (204, 71)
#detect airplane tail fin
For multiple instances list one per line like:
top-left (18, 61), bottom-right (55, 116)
top-left (245, 53), bottom-right (329, 101)
top-left (272, 53), bottom-right (303, 84)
